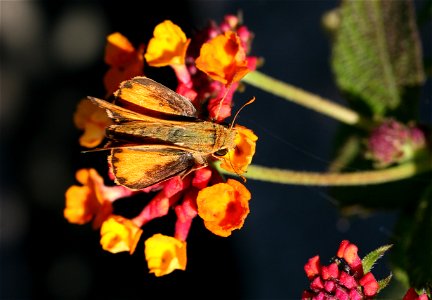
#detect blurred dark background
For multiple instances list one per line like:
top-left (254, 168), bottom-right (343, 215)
top-left (1, 1), bottom-right (430, 299)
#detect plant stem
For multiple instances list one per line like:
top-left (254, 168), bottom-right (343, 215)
top-left (242, 70), bottom-right (374, 130)
top-left (217, 159), bottom-right (431, 186)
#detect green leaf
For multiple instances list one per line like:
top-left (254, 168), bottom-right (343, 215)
top-left (331, 0), bottom-right (425, 118)
top-left (363, 244), bottom-right (393, 274)
top-left (378, 273), bottom-right (393, 293)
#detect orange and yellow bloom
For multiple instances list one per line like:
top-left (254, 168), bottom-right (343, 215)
top-left (100, 215), bottom-right (143, 254)
top-left (104, 32), bottom-right (144, 95)
top-left (196, 179), bottom-right (251, 237)
top-left (144, 234), bottom-right (187, 277)
top-left (66, 15), bottom-right (258, 277)
top-left (64, 168), bottom-right (133, 228)
top-left (145, 20), bottom-right (190, 67)
top-left (73, 98), bottom-right (113, 148)
top-left (220, 124), bottom-right (258, 174)
top-left (196, 31), bottom-right (251, 86)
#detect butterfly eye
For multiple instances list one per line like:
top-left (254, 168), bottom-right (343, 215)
top-left (214, 149), bottom-right (228, 157)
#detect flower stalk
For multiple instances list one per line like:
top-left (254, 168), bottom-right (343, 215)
top-left (217, 156), bottom-right (432, 186)
top-left (242, 70), bottom-right (375, 130)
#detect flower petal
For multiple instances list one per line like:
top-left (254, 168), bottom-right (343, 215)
top-left (219, 125), bottom-right (258, 174)
top-left (196, 179), bottom-right (251, 237)
top-left (195, 31), bottom-right (251, 85)
top-left (100, 215), bottom-right (143, 254)
top-left (144, 234), bottom-right (187, 276)
top-left (73, 99), bottom-right (113, 148)
top-left (145, 20), bottom-right (190, 67)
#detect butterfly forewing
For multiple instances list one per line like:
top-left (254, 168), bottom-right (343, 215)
top-left (109, 145), bottom-right (196, 190)
top-left (115, 76), bottom-right (198, 118)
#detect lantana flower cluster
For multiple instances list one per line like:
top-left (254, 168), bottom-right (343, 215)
top-left (65, 15), bottom-right (258, 277)
top-left (302, 240), bottom-right (381, 300)
top-left (366, 119), bottom-right (427, 168)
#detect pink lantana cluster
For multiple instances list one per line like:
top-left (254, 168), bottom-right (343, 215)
top-left (302, 240), bottom-right (380, 300)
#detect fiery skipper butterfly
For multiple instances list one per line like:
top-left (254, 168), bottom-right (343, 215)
top-left (89, 76), bottom-right (252, 190)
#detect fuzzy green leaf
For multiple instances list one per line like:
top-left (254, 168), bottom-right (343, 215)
top-left (377, 273), bottom-right (393, 293)
top-left (331, 0), bottom-right (425, 117)
top-left (362, 244), bottom-right (393, 274)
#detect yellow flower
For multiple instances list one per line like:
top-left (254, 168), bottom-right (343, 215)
top-left (195, 31), bottom-right (251, 85)
top-left (145, 20), bottom-right (191, 67)
top-left (100, 215), bottom-right (143, 254)
top-left (64, 168), bottom-right (113, 228)
top-left (144, 234), bottom-right (187, 277)
top-left (73, 98), bottom-right (113, 148)
top-left (219, 125), bottom-right (258, 174)
top-left (103, 32), bottom-right (144, 95)
top-left (196, 179), bottom-right (251, 237)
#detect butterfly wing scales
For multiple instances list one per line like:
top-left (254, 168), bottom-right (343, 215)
top-left (115, 76), bottom-right (198, 118)
top-left (109, 145), bottom-right (196, 190)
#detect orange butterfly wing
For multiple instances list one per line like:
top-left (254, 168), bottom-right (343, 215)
top-left (114, 76), bottom-right (198, 118)
top-left (109, 145), bottom-right (196, 190)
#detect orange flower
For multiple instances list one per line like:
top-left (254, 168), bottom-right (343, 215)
top-left (144, 234), bottom-right (187, 277)
top-left (219, 125), bottom-right (258, 174)
top-left (64, 168), bottom-right (132, 228)
top-left (145, 20), bottom-right (191, 67)
top-left (195, 31), bottom-right (251, 85)
top-left (100, 215), bottom-right (143, 254)
top-left (73, 98), bottom-right (113, 148)
top-left (196, 179), bottom-right (251, 237)
top-left (104, 32), bottom-right (144, 95)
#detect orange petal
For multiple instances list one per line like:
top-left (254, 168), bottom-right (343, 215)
top-left (64, 169), bottom-right (114, 228)
top-left (73, 99), bottom-right (113, 148)
top-left (100, 215), bottom-right (143, 254)
top-left (196, 179), bottom-right (251, 237)
top-left (219, 125), bottom-right (258, 174)
top-left (105, 32), bottom-right (136, 67)
top-left (145, 20), bottom-right (190, 67)
top-left (195, 31), bottom-right (251, 85)
top-left (144, 234), bottom-right (187, 276)
top-left (64, 185), bottom-right (93, 224)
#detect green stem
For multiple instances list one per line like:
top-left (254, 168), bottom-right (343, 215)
top-left (242, 70), bottom-right (374, 130)
top-left (217, 158), bottom-right (431, 186)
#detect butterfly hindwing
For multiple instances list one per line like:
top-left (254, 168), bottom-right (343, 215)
top-left (109, 145), bottom-right (196, 190)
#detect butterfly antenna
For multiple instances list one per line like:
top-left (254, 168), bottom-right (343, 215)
top-left (229, 96), bottom-right (255, 129)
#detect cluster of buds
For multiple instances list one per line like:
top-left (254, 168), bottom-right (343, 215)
top-left (302, 240), bottom-right (382, 300)
top-left (366, 119), bottom-right (427, 168)
top-left (65, 15), bottom-right (258, 276)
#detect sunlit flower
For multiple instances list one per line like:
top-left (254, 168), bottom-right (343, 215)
top-left (219, 125), bottom-right (258, 174)
top-left (145, 20), bottom-right (191, 67)
top-left (145, 234), bottom-right (187, 277)
top-left (195, 31), bottom-right (251, 85)
top-left (64, 168), bottom-right (133, 228)
top-left (100, 215), bottom-right (143, 254)
top-left (196, 179), bottom-right (251, 237)
top-left (104, 32), bottom-right (144, 95)
top-left (73, 98), bottom-right (113, 148)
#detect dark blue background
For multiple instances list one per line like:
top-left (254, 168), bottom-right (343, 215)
top-left (1, 1), bottom-right (430, 299)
